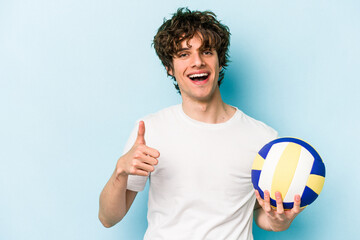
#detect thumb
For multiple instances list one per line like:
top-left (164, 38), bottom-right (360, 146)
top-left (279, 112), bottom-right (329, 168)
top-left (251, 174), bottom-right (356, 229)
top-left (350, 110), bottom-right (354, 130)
top-left (135, 120), bottom-right (146, 144)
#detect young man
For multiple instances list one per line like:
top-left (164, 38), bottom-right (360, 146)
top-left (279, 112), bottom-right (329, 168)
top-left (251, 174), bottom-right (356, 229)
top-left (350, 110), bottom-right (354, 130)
top-left (99, 8), bottom-right (302, 239)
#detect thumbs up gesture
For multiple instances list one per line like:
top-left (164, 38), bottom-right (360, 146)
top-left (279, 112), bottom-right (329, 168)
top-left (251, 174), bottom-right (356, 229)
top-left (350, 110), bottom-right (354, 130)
top-left (116, 121), bottom-right (160, 177)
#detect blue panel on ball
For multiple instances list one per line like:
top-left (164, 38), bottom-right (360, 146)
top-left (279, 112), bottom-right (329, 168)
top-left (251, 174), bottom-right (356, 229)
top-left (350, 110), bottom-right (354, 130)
top-left (283, 202), bottom-right (294, 210)
top-left (251, 170), bottom-right (261, 189)
top-left (258, 142), bottom-right (273, 159)
top-left (271, 199), bottom-right (294, 209)
top-left (270, 197), bottom-right (277, 208)
top-left (310, 158), bottom-right (326, 177)
top-left (301, 186), bottom-right (319, 207)
top-left (257, 188), bottom-right (264, 200)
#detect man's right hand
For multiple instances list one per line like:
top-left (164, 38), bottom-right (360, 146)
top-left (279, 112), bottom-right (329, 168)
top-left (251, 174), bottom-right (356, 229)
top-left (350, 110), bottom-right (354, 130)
top-left (116, 121), bottom-right (160, 177)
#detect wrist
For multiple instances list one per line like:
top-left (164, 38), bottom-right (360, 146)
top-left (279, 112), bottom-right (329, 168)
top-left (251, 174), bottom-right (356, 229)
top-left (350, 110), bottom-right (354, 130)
top-left (110, 172), bottom-right (128, 189)
top-left (116, 156), bottom-right (129, 176)
top-left (113, 166), bottom-right (128, 183)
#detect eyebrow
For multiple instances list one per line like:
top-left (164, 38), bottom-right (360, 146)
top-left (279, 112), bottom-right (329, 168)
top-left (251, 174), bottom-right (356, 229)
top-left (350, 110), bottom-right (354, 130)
top-left (175, 46), bottom-right (214, 55)
top-left (177, 47), bottom-right (191, 52)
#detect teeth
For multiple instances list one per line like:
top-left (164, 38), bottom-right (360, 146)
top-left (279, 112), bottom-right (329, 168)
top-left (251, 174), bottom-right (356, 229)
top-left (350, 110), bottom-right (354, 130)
top-left (189, 73), bottom-right (208, 78)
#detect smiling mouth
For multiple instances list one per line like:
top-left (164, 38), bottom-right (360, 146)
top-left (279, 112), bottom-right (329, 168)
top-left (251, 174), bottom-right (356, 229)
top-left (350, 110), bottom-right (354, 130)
top-left (188, 73), bottom-right (209, 81)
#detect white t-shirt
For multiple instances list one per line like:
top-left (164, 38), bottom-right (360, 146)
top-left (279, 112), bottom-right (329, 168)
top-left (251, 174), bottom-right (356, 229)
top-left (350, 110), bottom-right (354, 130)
top-left (124, 104), bottom-right (277, 240)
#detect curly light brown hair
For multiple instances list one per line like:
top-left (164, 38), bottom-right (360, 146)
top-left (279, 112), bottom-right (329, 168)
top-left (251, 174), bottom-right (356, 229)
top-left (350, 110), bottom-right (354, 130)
top-left (153, 7), bottom-right (231, 92)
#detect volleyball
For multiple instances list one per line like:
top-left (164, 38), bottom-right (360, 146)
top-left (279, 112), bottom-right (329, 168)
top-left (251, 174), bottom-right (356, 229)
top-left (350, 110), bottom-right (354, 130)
top-left (251, 137), bottom-right (325, 210)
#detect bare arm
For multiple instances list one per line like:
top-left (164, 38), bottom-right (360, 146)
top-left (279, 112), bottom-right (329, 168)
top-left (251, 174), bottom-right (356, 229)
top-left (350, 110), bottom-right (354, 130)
top-left (99, 170), bottom-right (137, 228)
top-left (98, 121), bottom-right (159, 228)
top-left (254, 190), bottom-right (303, 232)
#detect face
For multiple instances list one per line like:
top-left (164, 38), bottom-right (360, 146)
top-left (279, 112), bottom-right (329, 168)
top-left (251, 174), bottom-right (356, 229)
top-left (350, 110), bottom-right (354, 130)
top-left (167, 34), bottom-right (222, 103)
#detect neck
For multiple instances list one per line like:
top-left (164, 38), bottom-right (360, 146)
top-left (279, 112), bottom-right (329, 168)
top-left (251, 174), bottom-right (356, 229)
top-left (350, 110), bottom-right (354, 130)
top-left (181, 88), bottom-right (236, 124)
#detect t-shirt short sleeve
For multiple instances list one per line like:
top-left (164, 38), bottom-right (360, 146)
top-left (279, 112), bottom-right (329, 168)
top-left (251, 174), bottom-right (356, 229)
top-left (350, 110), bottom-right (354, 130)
top-left (123, 122), bottom-right (149, 192)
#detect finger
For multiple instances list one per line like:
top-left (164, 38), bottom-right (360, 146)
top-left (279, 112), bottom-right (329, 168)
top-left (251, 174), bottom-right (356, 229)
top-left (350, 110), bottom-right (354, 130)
top-left (141, 154), bottom-right (159, 166)
top-left (291, 194), bottom-right (302, 214)
top-left (143, 146), bottom-right (160, 159)
top-left (136, 121), bottom-right (146, 144)
top-left (263, 190), bottom-right (274, 215)
top-left (130, 168), bottom-right (149, 176)
top-left (132, 160), bottom-right (155, 173)
top-left (255, 190), bottom-right (264, 207)
top-left (138, 162), bottom-right (155, 173)
top-left (275, 191), bottom-right (285, 215)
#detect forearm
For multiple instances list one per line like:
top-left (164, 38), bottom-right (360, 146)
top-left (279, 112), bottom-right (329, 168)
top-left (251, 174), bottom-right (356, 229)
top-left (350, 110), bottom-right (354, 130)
top-left (254, 207), bottom-right (272, 231)
top-left (99, 170), bottom-right (129, 228)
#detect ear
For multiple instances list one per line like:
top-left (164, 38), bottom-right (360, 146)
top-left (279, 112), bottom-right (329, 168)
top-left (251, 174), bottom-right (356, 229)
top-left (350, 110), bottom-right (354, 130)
top-left (166, 67), bottom-right (173, 76)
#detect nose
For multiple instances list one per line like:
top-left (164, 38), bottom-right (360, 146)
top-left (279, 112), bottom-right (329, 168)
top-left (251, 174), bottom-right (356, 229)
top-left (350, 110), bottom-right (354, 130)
top-left (191, 53), bottom-right (205, 68)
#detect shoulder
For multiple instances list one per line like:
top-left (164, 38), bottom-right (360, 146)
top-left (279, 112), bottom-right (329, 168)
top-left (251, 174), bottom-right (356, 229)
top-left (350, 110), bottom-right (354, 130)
top-left (235, 108), bottom-right (278, 140)
top-left (135, 104), bottom-right (181, 134)
top-left (141, 104), bottom-right (180, 123)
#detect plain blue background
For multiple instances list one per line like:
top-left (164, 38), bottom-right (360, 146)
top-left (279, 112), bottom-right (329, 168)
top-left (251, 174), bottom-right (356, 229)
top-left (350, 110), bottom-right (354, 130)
top-left (1, 1), bottom-right (359, 239)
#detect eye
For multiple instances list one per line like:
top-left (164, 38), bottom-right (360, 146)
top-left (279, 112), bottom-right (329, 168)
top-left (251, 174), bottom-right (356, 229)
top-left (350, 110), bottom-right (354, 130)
top-left (177, 52), bottom-right (188, 58)
top-left (203, 50), bottom-right (213, 55)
